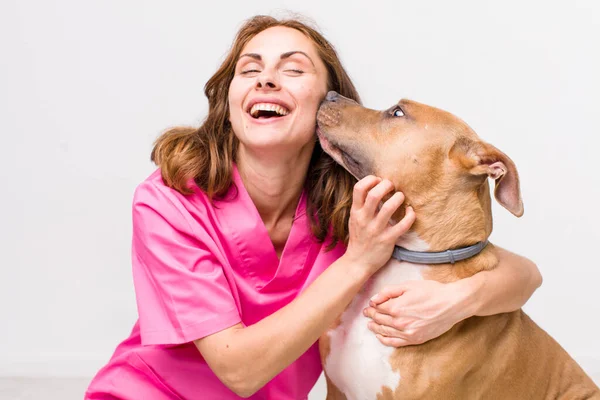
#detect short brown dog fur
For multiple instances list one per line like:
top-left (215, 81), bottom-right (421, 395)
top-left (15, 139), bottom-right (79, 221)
top-left (316, 92), bottom-right (599, 400)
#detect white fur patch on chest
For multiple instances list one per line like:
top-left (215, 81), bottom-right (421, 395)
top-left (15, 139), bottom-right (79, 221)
top-left (324, 260), bottom-right (425, 400)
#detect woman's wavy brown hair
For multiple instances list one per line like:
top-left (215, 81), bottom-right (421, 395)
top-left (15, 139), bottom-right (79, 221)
top-left (151, 15), bottom-right (361, 248)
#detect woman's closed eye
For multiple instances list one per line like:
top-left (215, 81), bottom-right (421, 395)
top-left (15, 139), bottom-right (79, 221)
top-left (240, 69), bottom-right (261, 75)
top-left (284, 69), bottom-right (304, 75)
top-left (281, 58), bottom-right (308, 76)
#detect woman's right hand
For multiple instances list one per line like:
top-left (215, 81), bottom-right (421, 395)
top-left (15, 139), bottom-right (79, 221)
top-left (344, 175), bottom-right (416, 275)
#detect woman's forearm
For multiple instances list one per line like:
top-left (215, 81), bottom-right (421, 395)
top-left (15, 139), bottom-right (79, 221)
top-left (458, 246), bottom-right (543, 318)
top-left (198, 254), bottom-right (370, 397)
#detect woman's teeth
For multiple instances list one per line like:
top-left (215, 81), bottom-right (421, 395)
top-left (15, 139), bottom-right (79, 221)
top-left (249, 103), bottom-right (290, 118)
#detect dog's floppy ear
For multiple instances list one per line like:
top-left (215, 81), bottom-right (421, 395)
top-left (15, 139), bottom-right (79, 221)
top-left (450, 137), bottom-right (523, 217)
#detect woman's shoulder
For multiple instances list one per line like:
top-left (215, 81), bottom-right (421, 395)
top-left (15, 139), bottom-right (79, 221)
top-left (130, 169), bottom-right (236, 246)
top-left (132, 168), bottom-right (215, 219)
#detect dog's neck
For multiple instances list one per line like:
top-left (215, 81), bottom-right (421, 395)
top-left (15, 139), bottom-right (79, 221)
top-left (409, 181), bottom-right (492, 248)
top-left (395, 185), bottom-right (499, 277)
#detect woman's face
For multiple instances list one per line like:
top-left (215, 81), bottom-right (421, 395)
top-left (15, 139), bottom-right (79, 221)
top-left (228, 26), bottom-right (329, 156)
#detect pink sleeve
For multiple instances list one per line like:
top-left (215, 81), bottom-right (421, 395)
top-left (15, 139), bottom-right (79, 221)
top-left (131, 180), bottom-right (241, 345)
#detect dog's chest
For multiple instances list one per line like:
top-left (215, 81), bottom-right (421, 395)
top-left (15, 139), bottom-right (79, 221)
top-left (324, 260), bottom-right (425, 400)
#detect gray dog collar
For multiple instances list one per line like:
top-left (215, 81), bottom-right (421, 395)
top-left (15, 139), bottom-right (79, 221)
top-left (391, 240), bottom-right (489, 265)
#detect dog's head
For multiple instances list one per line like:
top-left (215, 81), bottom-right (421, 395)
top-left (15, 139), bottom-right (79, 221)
top-left (316, 91), bottom-right (523, 219)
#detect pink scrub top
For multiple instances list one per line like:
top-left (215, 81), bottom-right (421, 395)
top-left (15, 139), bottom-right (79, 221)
top-left (85, 165), bottom-right (346, 400)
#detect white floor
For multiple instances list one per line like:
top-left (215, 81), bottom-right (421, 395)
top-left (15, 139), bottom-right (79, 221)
top-left (1, 373), bottom-right (598, 399)
top-left (0, 377), bottom-right (91, 400)
top-left (0, 375), bottom-right (328, 400)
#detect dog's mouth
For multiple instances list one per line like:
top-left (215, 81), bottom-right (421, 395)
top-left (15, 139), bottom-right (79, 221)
top-left (316, 126), bottom-right (364, 179)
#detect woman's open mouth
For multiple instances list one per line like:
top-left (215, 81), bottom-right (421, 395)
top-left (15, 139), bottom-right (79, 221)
top-left (247, 103), bottom-right (290, 120)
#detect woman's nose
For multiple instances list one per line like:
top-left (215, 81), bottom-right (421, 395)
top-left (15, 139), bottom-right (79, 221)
top-left (256, 71), bottom-right (279, 90)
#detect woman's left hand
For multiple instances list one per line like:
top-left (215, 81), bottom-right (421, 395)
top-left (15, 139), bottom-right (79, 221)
top-left (363, 280), bottom-right (472, 347)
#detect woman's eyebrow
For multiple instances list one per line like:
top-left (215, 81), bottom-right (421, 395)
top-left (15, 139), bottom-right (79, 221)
top-left (238, 51), bottom-right (315, 67)
top-left (280, 51), bottom-right (315, 67)
top-left (239, 53), bottom-right (261, 61)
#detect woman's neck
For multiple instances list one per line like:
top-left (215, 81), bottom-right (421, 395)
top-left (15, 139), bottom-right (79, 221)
top-left (236, 142), bottom-right (314, 227)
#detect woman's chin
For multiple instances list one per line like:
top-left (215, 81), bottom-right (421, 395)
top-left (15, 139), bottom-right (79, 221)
top-left (238, 134), bottom-right (315, 157)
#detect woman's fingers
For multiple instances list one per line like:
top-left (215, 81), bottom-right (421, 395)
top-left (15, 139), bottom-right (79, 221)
top-left (368, 321), bottom-right (401, 337)
top-left (375, 191), bottom-right (405, 229)
top-left (364, 308), bottom-right (396, 327)
top-left (363, 179), bottom-right (396, 216)
top-left (352, 176), bottom-right (381, 210)
top-left (369, 285), bottom-right (409, 306)
top-left (369, 323), bottom-right (426, 346)
top-left (346, 176), bottom-right (417, 274)
top-left (388, 205), bottom-right (416, 238)
top-left (376, 334), bottom-right (411, 348)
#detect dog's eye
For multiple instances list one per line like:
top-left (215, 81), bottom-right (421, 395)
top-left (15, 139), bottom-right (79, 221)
top-left (392, 107), bottom-right (405, 117)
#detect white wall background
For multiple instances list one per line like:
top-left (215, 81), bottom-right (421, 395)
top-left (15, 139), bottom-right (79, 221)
top-left (1, 0), bottom-right (598, 393)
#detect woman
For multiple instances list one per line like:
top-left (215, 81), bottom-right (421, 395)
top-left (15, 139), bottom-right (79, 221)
top-left (85, 15), bottom-right (542, 400)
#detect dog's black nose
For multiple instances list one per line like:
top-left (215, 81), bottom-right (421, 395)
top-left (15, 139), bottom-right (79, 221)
top-left (326, 91), bottom-right (339, 102)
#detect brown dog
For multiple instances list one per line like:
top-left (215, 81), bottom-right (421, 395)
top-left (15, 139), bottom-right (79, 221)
top-left (316, 91), bottom-right (599, 400)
